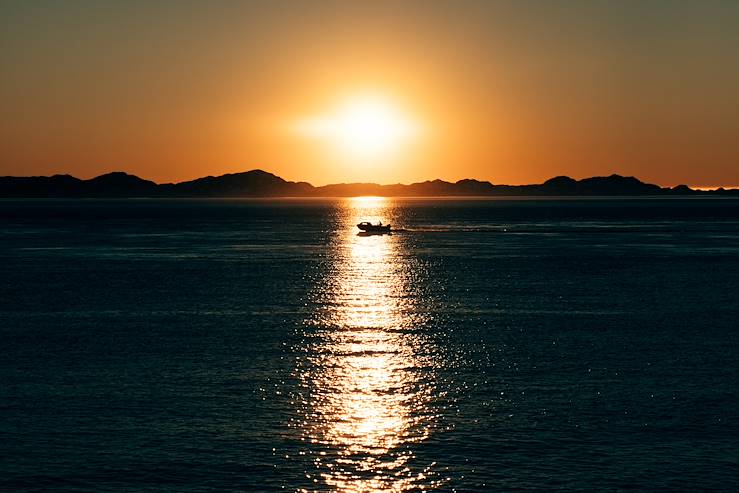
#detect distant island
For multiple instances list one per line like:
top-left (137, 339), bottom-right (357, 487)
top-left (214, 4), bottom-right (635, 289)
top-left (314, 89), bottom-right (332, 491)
top-left (1, 169), bottom-right (737, 198)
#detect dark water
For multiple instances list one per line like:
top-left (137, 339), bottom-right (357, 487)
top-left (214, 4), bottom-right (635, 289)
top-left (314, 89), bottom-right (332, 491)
top-left (1, 197), bottom-right (738, 492)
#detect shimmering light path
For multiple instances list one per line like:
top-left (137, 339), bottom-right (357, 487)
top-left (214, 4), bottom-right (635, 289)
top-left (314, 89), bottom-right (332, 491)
top-left (295, 197), bottom-right (444, 491)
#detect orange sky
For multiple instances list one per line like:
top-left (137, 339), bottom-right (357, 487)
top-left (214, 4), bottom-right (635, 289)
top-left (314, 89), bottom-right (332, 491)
top-left (1, 1), bottom-right (738, 187)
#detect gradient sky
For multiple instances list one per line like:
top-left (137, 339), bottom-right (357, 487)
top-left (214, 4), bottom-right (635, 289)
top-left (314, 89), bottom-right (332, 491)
top-left (2, 0), bottom-right (738, 186)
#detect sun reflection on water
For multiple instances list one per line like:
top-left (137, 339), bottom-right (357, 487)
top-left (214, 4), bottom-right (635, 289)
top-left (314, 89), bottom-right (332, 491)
top-left (296, 197), bottom-right (443, 491)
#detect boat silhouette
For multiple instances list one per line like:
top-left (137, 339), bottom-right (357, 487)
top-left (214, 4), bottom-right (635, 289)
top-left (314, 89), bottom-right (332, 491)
top-left (356, 221), bottom-right (391, 234)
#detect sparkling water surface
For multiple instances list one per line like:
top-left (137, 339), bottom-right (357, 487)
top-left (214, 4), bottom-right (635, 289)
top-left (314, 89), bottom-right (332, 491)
top-left (1, 197), bottom-right (738, 492)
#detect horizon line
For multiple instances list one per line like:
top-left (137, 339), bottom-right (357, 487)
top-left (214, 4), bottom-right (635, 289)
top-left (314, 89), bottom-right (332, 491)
top-left (6, 168), bottom-right (739, 190)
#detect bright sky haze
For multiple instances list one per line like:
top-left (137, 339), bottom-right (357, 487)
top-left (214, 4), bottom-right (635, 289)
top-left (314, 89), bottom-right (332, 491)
top-left (1, 0), bottom-right (738, 186)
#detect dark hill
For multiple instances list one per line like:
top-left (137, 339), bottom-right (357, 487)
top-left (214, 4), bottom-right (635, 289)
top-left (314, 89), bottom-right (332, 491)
top-left (0, 174), bottom-right (83, 197)
top-left (577, 174), bottom-right (662, 195)
top-left (84, 172), bottom-right (158, 196)
top-left (164, 169), bottom-right (313, 197)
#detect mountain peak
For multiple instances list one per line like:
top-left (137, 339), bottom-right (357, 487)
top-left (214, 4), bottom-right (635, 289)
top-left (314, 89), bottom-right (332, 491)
top-left (89, 171), bottom-right (155, 183)
top-left (544, 176), bottom-right (576, 186)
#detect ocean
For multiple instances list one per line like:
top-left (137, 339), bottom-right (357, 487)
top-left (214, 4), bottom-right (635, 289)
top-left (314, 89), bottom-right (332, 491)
top-left (1, 197), bottom-right (738, 492)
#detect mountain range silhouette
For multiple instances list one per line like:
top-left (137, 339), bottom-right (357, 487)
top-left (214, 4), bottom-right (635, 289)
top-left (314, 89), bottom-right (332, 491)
top-left (0, 169), bottom-right (735, 197)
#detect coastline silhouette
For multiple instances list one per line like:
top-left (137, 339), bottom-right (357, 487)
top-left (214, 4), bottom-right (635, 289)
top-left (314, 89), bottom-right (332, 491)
top-left (1, 169), bottom-right (736, 198)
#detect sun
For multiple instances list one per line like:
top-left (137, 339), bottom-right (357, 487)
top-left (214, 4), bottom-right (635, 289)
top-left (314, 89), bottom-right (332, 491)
top-left (294, 95), bottom-right (420, 159)
top-left (330, 99), bottom-right (415, 155)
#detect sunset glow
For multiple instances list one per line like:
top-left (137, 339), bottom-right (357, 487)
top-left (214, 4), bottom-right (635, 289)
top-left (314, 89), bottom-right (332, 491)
top-left (2, 2), bottom-right (739, 187)
top-left (294, 96), bottom-right (421, 162)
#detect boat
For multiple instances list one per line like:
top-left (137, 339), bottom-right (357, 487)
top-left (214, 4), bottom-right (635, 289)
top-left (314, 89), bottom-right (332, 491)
top-left (356, 221), bottom-right (391, 234)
